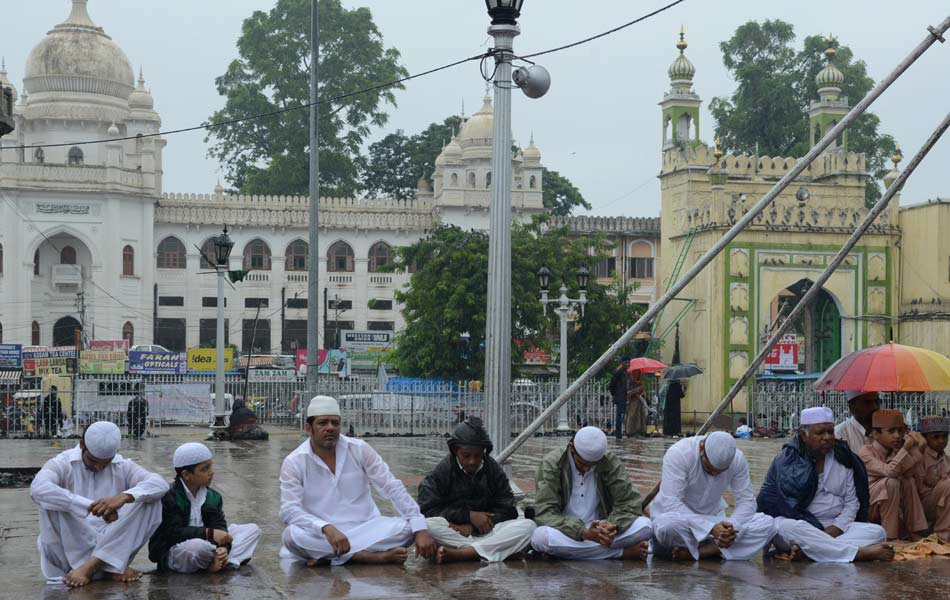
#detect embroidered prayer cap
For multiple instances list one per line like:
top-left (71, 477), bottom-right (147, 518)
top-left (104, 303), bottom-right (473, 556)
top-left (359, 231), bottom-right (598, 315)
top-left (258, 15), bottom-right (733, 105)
top-left (704, 431), bottom-right (737, 470)
top-left (83, 421), bottom-right (121, 460)
top-left (919, 416), bottom-right (950, 434)
top-left (173, 442), bottom-right (213, 469)
top-left (871, 409), bottom-right (905, 429)
top-left (573, 426), bottom-right (608, 462)
top-left (307, 395), bottom-right (341, 418)
top-left (801, 406), bottom-right (835, 426)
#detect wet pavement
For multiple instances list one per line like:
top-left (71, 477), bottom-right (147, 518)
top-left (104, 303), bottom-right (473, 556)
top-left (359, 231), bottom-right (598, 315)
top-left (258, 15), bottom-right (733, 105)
top-left (2, 431), bottom-right (949, 599)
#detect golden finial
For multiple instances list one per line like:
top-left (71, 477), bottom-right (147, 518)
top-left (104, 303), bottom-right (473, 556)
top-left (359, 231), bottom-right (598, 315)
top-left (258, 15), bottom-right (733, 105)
top-left (891, 144), bottom-right (902, 168)
top-left (713, 136), bottom-right (723, 160)
top-left (677, 25), bottom-right (688, 53)
top-left (824, 34), bottom-right (837, 62)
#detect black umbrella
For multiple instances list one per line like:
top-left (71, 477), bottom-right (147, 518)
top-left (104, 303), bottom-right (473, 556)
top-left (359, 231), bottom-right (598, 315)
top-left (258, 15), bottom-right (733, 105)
top-left (662, 363), bottom-right (704, 380)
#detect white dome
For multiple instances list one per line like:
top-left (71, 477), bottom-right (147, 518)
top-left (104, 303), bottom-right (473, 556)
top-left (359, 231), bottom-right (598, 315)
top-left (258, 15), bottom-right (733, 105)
top-left (0, 59), bottom-right (17, 103)
top-left (458, 95), bottom-right (493, 146)
top-left (128, 69), bottom-right (154, 110)
top-left (444, 136), bottom-right (463, 161)
top-left (24, 1), bottom-right (134, 101)
top-left (523, 137), bottom-right (541, 162)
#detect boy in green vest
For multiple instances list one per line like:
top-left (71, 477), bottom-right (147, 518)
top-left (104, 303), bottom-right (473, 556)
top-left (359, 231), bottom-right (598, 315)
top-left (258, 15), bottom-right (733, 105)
top-left (148, 443), bottom-right (260, 572)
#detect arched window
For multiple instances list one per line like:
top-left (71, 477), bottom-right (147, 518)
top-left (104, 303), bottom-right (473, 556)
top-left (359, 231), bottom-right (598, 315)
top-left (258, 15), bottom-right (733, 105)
top-left (31, 321), bottom-right (40, 346)
top-left (60, 246), bottom-right (77, 265)
top-left (199, 238), bottom-right (216, 269)
top-left (450, 173), bottom-right (459, 186)
top-left (485, 172), bottom-right (492, 188)
top-left (468, 172), bottom-right (476, 188)
top-left (34, 148), bottom-right (44, 164)
top-left (68, 147), bottom-right (84, 166)
top-left (327, 241), bottom-right (355, 272)
top-left (156, 236), bottom-right (186, 269)
top-left (830, 119), bottom-right (843, 147)
top-left (529, 175), bottom-right (537, 189)
top-left (243, 239), bottom-right (272, 271)
top-left (285, 240), bottom-right (308, 271)
top-left (122, 321), bottom-right (134, 346)
top-left (33, 249), bottom-right (40, 276)
top-left (122, 245), bottom-right (134, 276)
top-left (628, 241), bottom-right (655, 279)
top-left (368, 242), bottom-right (391, 273)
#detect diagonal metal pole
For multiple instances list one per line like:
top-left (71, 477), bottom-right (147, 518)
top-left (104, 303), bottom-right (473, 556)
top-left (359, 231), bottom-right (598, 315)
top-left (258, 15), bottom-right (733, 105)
top-left (641, 112), bottom-right (950, 506)
top-left (497, 15), bottom-right (950, 464)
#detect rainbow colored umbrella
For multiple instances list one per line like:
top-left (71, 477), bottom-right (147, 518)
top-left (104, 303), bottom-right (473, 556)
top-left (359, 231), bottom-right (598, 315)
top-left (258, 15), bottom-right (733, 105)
top-left (627, 357), bottom-right (668, 375)
top-left (814, 342), bottom-right (950, 392)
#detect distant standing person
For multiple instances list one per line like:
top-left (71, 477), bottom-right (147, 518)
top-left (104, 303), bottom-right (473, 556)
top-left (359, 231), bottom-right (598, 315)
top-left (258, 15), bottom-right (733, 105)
top-left (625, 370), bottom-right (645, 437)
top-left (126, 384), bottom-right (149, 440)
top-left (664, 380), bottom-right (685, 437)
top-left (608, 357), bottom-right (631, 440)
top-left (40, 385), bottom-right (64, 438)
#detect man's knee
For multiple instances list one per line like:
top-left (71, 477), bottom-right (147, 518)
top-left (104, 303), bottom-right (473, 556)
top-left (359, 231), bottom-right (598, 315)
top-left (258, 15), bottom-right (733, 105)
top-left (506, 518), bottom-right (538, 538)
top-left (884, 477), bottom-right (902, 496)
top-left (530, 526), bottom-right (553, 552)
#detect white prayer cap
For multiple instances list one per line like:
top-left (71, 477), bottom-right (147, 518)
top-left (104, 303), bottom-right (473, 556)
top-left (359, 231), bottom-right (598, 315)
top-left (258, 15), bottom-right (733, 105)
top-left (800, 406), bottom-right (834, 426)
top-left (573, 426), bottom-right (608, 462)
top-left (703, 431), bottom-right (736, 470)
top-left (173, 442), bottom-right (213, 469)
top-left (83, 421), bottom-right (121, 460)
top-left (845, 390), bottom-right (869, 401)
top-left (307, 395), bottom-right (341, 418)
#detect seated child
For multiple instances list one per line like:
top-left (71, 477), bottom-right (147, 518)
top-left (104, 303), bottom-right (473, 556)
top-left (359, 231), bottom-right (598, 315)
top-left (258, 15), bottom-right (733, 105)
top-left (858, 409), bottom-right (928, 540)
top-left (916, 416), bottom-right (950, 543)
top-left (148, 443), bottom-right (261, 572)
top-left (735, 418), bottom-right (752, 439)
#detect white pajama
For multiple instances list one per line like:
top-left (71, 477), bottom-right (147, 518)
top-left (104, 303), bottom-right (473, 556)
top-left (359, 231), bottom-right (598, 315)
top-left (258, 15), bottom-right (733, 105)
top-left (531, 516), bottom-right (653, 560)
top-left (772, 518), bottom-right (885, 563)
top-left (281, 516), bottom-right (414, 566)
top-left (166, 523), bottom-right (262, 572)
top-left (650, 436), bottom-right (775, 561)
top-left (426, 517), bottom-right (536, 562)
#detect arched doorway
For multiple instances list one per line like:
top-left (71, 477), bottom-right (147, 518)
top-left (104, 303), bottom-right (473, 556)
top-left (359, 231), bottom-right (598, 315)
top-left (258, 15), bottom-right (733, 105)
top-left (53, 316), bottom-right (82, 347)
top-left (766, 279), bottom-right (841, 373)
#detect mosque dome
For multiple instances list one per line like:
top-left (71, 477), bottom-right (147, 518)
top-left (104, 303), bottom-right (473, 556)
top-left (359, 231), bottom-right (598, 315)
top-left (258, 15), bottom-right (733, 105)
top-left (434, 146), bottom-right (448, 167)
top-left (458, 95), bottom-right (494, 145)
top-left (23, 0), bottom-right (135, 119)
top-left (443, 135), bottom-right (463, 161)
top-left (815, 43), bottom-right (845, 89)
top-left (668, 27), bottom-right (695, 82)
top-left (128, 70), bottom-right (154, 110)
top-left (522, 136), bottom-right (541, 162)
top-left (0, 59), bottom-right (17, 103)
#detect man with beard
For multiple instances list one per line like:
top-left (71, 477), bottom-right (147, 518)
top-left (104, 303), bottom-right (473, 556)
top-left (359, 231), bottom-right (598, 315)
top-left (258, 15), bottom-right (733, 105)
top-left (836, 391), bottom-right (879, 454)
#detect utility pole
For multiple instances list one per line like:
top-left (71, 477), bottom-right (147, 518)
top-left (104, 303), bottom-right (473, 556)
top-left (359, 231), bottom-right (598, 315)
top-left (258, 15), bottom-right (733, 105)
top-left (305, 0), bottom-right (320, 394)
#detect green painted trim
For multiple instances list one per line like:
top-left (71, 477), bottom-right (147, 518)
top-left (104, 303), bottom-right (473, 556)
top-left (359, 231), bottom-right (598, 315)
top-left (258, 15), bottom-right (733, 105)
top-left (662, 105), bottom-right (700, 144)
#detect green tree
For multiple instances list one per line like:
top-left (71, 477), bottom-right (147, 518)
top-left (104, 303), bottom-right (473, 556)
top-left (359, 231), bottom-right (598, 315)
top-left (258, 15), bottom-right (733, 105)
top-left (710, 21), bottom-right (895, 203)
top-left (205, 0), bottom-right (407, 197)
top-left (389, 221), bottom-right (645, 379)
top-left (542, 168), bottom-right (591, 216)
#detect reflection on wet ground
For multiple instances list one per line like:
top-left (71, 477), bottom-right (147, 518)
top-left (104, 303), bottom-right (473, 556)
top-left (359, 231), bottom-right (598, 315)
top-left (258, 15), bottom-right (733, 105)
top-left (4, 433), bottom-right (950, 599)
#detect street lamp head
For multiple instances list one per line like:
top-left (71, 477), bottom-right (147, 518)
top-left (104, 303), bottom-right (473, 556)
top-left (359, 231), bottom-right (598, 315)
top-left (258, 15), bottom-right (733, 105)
top-left (213, 225), bottom-right (234, 266)
top-left (576, 266), bottom-right (590, 291)
top-left (485, 0), bottom-right (524, 25)
top-left (537, 265), bottom-right (551, 291)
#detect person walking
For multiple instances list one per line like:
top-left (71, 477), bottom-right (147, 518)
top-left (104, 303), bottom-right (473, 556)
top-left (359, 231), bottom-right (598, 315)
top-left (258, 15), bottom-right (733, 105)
top-left (608, 357), bottom-right (631, 440)
top-left (664, 380), bottom-right (685, 437)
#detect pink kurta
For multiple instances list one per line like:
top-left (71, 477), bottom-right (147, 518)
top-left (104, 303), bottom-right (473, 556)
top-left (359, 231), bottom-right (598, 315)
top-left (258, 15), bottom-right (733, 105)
top-left (915, 448), bottom-right (950, 541)
top-left (859, 440), bottom-right (927, 538)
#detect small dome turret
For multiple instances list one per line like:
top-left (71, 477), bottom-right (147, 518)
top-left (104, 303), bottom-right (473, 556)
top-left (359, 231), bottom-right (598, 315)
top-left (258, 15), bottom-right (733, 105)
top-left (668, 26), bottom-right (696, 83)
top-left (815, 36), bottom-right (845, 89)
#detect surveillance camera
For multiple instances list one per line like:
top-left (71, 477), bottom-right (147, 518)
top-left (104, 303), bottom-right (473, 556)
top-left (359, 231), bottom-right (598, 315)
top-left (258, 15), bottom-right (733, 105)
top-left (512, 65), bottom-right (551, 99)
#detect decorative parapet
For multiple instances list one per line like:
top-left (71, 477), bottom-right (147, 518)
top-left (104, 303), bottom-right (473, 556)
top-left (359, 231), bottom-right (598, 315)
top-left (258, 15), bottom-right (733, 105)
top-left (156, 193), bottom-right (437, 231)
top-left (548, 215), bottom-right (661, 236)
top-left (0, 161), bottom-right (150, 194)
top-left (662, 145), bottom-right (867, 180)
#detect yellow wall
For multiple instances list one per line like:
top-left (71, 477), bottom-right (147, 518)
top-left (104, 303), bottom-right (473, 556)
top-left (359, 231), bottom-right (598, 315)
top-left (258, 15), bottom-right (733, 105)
top-left (898, 201), bottom-right (950, 355)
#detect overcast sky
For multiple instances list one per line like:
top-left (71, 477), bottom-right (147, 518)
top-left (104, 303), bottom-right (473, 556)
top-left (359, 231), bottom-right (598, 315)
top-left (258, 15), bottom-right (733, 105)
top-left (5, 1), bottom-right (948, 216)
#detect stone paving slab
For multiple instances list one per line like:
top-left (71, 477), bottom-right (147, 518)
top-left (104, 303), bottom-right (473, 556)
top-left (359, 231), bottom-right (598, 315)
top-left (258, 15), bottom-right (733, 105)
top-left (3, 434), bottom-right (950, 599)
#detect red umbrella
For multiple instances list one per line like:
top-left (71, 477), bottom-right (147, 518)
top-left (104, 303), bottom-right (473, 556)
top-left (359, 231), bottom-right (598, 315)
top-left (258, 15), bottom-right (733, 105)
top-left (814, 342), bottom-right (950, 392)
top-left (627, 357), bottom-right (667, 374)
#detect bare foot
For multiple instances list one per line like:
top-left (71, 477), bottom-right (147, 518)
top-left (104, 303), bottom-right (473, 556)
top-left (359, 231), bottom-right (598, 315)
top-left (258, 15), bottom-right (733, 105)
top-left (305, 558), bottom-right (329, 567)
top-left (670, 547), bottom-right (692, 561)
top-left (621, 541), bottom-right (649, 561)
top-left (696, 541), bottom-right (722, 560)
top-left (789, 544), bottom-right (808, 562)
top-left (64, 556), bottom-right (104, 587)
top-left (351, 547), bottom-right (408, 564)
top-left (109, 566), bottom-right (142, 583)
top-left (207, 547), bottom-right (228, 573)
top-left (436, 546), bottom-right (479, 564)
top-left (855, 543), bottom-right (895, 562)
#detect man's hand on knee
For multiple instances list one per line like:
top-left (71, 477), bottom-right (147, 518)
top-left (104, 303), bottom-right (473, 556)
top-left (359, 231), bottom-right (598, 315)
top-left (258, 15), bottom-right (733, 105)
top-left (322, 524), bottom-right (350, 557)
top-left (414, 530), bottom-right (437, 559)
top-left (89, 493), bottom-right (133, 519)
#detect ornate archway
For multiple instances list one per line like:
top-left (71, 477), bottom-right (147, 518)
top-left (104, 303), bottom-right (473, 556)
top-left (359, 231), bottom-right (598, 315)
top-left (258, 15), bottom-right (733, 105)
top-left (52, 316), bottom-right (82, 347)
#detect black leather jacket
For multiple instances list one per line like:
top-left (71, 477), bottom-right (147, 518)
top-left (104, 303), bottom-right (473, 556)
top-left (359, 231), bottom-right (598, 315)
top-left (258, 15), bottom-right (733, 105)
top-left (418, 454), bottom-right (518, 525)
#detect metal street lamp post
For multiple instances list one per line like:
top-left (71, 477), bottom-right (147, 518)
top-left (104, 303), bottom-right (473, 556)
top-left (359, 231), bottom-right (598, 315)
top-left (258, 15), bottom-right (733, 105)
top-left (539, 266), bottom-right (589, 432)
top-left (211, 226), bottom-right (234, 433)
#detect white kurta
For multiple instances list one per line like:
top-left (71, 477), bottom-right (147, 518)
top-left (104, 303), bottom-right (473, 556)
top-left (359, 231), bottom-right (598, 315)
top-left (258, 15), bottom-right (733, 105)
top-left (835, 417), bottom-right (872, 456)
top-left (30, 445), bottom-right (167, 580)
top-left (772, 453), bottom-right (885, 562)
top-left (650, 436), bottom-right (775, 560)
top-left (164, 484), bottom-right (262, 572)
top-left (279, 436), bottom-right (426, 565)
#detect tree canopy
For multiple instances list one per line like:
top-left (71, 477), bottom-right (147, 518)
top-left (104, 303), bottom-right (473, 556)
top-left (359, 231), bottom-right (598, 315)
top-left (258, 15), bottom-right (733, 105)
top-left (389, 221), bottom-right (644, 379)
top-left (710, 20), bottom-right (895, 203)
top-left (205, 0), bottom-right (407, 197)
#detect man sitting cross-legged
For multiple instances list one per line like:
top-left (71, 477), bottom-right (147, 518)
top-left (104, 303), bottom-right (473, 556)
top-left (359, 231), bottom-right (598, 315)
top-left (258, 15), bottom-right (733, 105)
top-left (30, 421), bottom-right (168, 587)
top-left (530, 426), bottom-right (653, 560)
top-left (418, 417), bottom-right (536, 563)
top-left (279, 396), bottom-right (437, 566)
top-left (651, 431), bottom-right (775, 561)
top-left (148, 443), bottom-right (261, 573)
top-left (758, 407), bottom-right (893, 562)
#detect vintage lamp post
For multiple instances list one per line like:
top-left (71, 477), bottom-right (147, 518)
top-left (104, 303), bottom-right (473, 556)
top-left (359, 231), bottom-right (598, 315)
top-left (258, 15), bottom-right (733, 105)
top-left (539, 266), bottom-right (589, 432)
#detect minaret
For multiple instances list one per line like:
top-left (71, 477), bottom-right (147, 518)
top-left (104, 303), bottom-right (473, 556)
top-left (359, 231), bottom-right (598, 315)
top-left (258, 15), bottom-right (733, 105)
top-left (809, 36), bottom-right (849, 150)
top-left (659, 26), bottom-right (701, 150)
